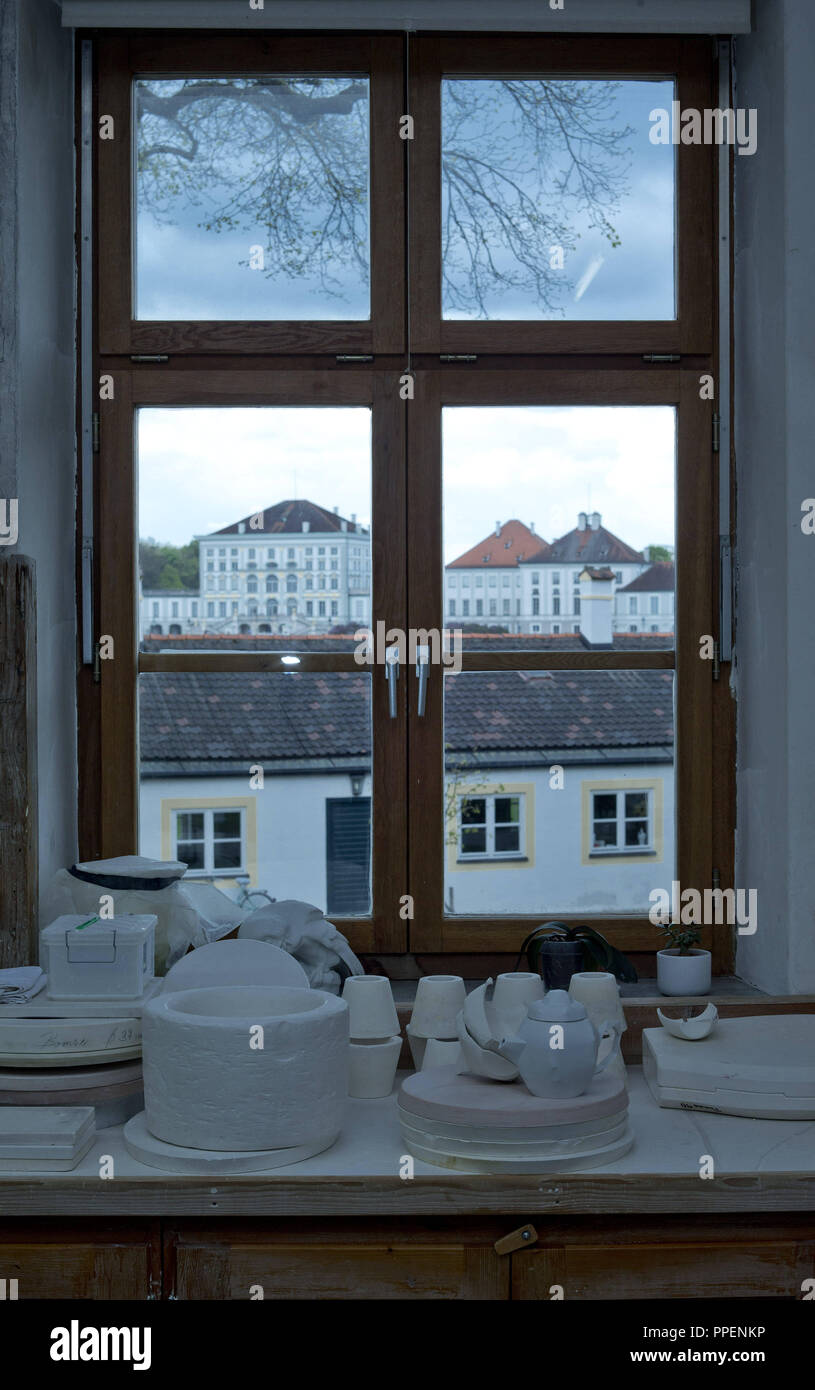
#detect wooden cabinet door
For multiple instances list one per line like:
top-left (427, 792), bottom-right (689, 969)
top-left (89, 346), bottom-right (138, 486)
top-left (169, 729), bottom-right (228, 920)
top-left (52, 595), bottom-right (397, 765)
top-left (513, 1239), bottom-right (815, 1300)
top-left (0, 1221), bottom-right (160, 1300)
top-left (167, 1221), bottom-right (508, 1300)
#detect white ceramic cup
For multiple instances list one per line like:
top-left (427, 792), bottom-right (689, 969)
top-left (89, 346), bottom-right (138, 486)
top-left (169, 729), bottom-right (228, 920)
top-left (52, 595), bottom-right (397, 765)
top-left (405, 1023), bottom-right (428, 1071)
top-left (342, 975), bottom-right (400, 1040)
top-left (421, 1038), bottom-right (463, 1071)
top-left (491, 972), bottom-right (545, 1034)
top-left (409, 975), bottom-right (466, 1039)
top-left (568, 972), bottom-right (626, 1030)
top-left (568, 971), bottom-right (627, 1086)
top-left (347, 1036), bottom-right (402, 1098)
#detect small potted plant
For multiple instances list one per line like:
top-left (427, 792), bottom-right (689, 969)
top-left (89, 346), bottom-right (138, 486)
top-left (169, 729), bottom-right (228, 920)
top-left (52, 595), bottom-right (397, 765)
top-left (656, 922), bottom-right (711, 996)
top-left (516, 922), bottom-right (638, 992)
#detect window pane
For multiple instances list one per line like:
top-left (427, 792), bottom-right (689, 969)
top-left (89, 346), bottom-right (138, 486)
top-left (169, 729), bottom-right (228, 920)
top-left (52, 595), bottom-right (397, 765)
top-left (213, 811), bottom-right (241, 839)
top-left (494, 796), bottom-right (519, 824)
top-left (138, 671), bottom-right (372, 917)
top-left (444, 670), bottom-right (674, 915)
top-left (494, 825), bottom-right (520, 853)
top-left (135, 77), bottom-right (370, 320)
top-left (442, 78), bottom-right (674, 320)
top-left (213, 839), bottom-right (243, 870)
top-left (625, 791), bottom-right (649, 818)
top-left (461, 827), bottom-right (487, 855)
top-left (137, 407), bottom-right (371, 651)
top-left (443, 406), bottom-right (675, 653)
top-left (177, 840), bottom-right (205, 870)
top-left (461, 797), bottom-right (486, 825)
top-left (176, 811), bottom-right (204, 840)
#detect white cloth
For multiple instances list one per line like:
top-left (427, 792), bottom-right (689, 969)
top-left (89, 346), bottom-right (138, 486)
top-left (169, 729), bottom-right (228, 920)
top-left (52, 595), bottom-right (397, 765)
top-left (0, 966), bottom-right (46, 1003)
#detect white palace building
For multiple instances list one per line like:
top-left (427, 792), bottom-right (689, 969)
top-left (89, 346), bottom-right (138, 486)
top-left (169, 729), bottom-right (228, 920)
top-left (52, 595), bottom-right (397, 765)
top-left (140, 504), bottom-right (674, 640)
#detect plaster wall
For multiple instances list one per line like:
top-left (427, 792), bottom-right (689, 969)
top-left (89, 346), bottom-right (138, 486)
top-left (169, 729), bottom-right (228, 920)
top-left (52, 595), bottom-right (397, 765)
top-left (733, 0), bottom-right (815, 991)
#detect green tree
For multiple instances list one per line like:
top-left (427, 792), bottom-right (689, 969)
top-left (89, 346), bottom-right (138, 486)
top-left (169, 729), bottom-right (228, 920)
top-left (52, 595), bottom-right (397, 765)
top-left (646, 545), bottom-right (673, 562)
top-left (139, 538), bottom-right (199, 590)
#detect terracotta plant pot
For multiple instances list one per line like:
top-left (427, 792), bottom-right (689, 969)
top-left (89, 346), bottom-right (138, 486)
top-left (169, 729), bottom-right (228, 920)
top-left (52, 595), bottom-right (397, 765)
top-left (656, 948), bottom-right (712, 997)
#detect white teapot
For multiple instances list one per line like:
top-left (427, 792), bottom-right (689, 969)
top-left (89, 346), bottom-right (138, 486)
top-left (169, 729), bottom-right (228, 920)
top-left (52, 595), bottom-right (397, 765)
top-left (487, 989), bottom-right (621, 1098)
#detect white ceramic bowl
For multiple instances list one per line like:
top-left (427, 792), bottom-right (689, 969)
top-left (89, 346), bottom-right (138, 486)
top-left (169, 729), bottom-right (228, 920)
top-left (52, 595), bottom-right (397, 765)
top-left (342, 975), bottom-right (400, 1040)
top-left (409, 975), bottom-right (466, 1039)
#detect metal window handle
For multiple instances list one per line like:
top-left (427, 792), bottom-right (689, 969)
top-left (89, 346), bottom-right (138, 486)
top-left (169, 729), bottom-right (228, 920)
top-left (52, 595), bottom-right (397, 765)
top-left (415, 644), bottom-right (430, 717)
top-left (385, 646), bottom-right (399, 718)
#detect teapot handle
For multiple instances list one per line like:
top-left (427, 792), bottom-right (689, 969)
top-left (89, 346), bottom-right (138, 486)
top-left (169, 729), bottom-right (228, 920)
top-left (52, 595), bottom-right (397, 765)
top-left (594, 1019), bottom-right (621, 1075)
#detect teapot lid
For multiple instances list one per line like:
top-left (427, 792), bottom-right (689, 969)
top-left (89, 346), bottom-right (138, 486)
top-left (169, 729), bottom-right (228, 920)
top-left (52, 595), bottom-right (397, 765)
top-left (526, 989), bottom-right (587, 1022)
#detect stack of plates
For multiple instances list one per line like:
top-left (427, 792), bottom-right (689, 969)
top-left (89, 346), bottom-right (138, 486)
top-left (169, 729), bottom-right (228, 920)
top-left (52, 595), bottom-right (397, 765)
top-left (0, 1059), bottom-right (144, 1130)
top-left (0, 1016), bottom-right (143, 1068)
top-left (398, 1066), bottom-right (633, 1173)
top-left (0, 1106), bottom-right (96, 1172)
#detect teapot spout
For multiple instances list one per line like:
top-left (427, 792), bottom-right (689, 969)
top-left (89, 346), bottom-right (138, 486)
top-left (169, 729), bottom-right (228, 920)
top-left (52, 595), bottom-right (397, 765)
top-left (486, 1034), bottom-right (526, 1066)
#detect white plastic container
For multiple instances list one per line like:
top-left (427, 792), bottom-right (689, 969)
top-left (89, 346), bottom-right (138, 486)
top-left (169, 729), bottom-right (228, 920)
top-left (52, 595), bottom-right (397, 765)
top-left (41, 915), bottom-right (156, 1000)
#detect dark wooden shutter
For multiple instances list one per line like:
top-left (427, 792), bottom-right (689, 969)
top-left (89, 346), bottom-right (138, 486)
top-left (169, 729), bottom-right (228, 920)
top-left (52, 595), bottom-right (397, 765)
top-left (326, 798), bottom-right (371, 916)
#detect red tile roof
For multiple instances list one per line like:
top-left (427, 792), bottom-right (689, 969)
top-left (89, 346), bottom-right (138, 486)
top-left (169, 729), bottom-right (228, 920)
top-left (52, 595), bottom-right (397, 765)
top-left (446, 520), bottom-right (546, 569)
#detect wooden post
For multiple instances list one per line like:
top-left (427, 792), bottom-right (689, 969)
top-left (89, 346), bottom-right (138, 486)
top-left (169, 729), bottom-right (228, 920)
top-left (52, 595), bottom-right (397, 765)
top-left (0, 555), bottom-right (38, 967)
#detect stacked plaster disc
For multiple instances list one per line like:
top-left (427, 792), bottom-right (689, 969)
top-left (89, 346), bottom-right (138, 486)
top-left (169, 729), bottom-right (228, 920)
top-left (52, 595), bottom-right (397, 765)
top-left (399, 1065), bottom-right (633, 1172)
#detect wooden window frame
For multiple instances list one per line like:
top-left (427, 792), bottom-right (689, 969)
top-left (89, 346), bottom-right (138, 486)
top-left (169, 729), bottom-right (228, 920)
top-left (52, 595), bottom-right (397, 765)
top-left (95, 369), bottom-right (407, 956)
top-left (406, 369), bottom-right (717, 960)
top-left (408, 34), bottom-right (714, 355)
top-left (80, 31), bottom-right (733, 969)
top-left (96, 33), bottom-right (405, 356)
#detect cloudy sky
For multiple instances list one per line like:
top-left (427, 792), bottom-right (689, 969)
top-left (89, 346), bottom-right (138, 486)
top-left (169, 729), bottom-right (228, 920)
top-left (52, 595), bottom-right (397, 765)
top-left (138, 404), bottom-right (675, 560)
top-left (136, 74), bottom-right (676, 558)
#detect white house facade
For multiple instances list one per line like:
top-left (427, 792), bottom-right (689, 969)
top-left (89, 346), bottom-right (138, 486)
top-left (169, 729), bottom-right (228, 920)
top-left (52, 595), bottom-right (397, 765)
top-left (140, 499), bottom-right (371, 640)
top-left (445, 511), bottom-right (674, 637)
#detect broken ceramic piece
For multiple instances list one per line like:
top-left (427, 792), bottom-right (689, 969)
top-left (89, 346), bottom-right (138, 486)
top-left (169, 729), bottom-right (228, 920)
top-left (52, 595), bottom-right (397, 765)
top-left (455, 1009), bottom-right (519, 1082)
top-left (656, 1003), bottom-right (719, 1040)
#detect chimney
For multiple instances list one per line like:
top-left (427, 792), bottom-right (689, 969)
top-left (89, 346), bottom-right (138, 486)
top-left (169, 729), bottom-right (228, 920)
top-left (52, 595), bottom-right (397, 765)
top-left (530, 522), bottom-right (535, 533)
top-left (578, 566), bottom-right (613, 648)
top-left (495, 521), bottom-right (501, 537)
top-left (589, 511), bottom-right (601, 531)
top-left (333, 506), bottom-right (339, 514)
top-left (577, 512), bottom-right (588, 531)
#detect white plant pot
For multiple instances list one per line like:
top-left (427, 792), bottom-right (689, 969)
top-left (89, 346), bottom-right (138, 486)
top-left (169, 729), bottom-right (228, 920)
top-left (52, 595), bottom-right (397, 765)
top-left (347, 1037), bottom-right (402, 1098)
top-left (421, 1038), bottom-right (463, 1071)
top-left (405, 1024), bottom-right (427, 1070)
top-left (341, 975), bottom-right (400, 1040)
top-left (409, 975), bottom-right (466, 1039)
top-left (657, 949), bottom-right (712, 997)
top-left (491, 973), bottom-right (545, 1034)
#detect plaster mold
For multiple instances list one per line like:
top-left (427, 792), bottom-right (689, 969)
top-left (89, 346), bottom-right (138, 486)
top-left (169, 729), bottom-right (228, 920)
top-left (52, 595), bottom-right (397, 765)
top-left (142, 985), bottom-right (348, 1151)
top-left (161, 938), bottom-right (308, 994)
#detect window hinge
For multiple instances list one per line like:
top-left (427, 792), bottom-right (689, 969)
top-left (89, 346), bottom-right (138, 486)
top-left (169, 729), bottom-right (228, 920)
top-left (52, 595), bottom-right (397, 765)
top-left (335, 354), bottom-right (373, 363)
top-left (130, 354), bottom-right (169, 363)
top-left (641, 354), bottom-right (681, 363)
top-left (92, 412), bottom-right (100, 453)
top-left (712, 867), bottom-right (721, 890)
top-left (93, 640), bottom-right (101, 685)
top-left (712, 412), bottom-right (721, 453)
top-left (440, 354), bottom-right (477, 362)
top-left (712, 639), bottom-right (720, 681)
